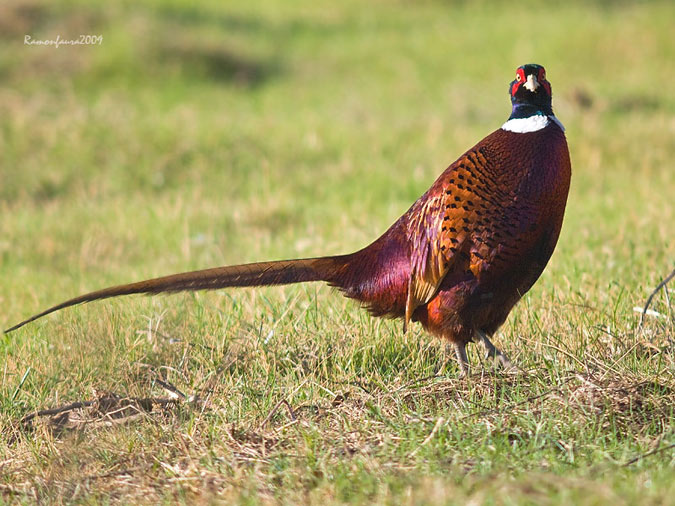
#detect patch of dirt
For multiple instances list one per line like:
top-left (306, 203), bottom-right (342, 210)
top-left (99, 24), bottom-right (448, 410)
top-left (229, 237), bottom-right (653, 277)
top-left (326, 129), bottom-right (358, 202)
top-left (562, 374), bottom-right (674, 434)
top-left (18, 391), bottom-right (179, 437)
top-left (156, 35), bottom-right (281, 87)
top-left (0, 0), bottom-right (49, 39)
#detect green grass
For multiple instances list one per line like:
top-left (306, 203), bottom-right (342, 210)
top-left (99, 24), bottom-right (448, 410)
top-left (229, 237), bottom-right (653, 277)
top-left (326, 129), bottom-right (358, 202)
top-left (1, 0), bottom-right (674, 503)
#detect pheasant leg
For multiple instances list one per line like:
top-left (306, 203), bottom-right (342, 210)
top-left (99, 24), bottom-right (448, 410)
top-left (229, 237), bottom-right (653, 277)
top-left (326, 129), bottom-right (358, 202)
top-left (453, 342), bottom-right (470, 377)
top-left (476, 330), bottom-right (514, 370)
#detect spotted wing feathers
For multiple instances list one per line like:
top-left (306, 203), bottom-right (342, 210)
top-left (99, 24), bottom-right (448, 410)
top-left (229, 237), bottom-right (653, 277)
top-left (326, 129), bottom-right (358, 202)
top-left (404, 147), bottom-right (525, 330)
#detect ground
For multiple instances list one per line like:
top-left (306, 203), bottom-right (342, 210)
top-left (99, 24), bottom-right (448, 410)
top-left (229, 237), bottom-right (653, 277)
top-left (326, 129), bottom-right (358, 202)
top-left (1, 0), bottom-right (674, 503)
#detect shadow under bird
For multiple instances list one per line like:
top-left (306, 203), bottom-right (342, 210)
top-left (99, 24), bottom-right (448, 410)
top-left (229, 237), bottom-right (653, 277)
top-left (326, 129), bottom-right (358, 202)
top-left (6, 64), bottom-right (571, 376)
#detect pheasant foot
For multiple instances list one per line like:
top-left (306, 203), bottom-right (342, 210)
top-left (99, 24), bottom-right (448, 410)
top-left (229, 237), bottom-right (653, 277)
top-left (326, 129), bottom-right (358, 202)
top-left (475, 330), bottom-right (515, 371)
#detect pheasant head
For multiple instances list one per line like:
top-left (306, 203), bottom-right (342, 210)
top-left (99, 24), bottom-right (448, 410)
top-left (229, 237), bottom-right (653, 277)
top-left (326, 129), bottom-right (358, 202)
top-left (508, 64), bottom-right (553, 119)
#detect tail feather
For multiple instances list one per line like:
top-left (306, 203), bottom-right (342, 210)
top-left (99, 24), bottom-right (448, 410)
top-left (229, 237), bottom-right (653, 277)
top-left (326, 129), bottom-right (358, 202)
top-left (4, 256), bottom-right (349, 333)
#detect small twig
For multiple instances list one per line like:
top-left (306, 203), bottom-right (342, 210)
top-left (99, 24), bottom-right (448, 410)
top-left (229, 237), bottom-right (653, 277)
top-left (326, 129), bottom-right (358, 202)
top-left (19, 396), bottom-right (178, 426)
top-left (461, 376), bottom-right (575, 421)
top-left (540, 342), bottom-right (587, 370)
top-left (633, 307), bottom-right (664, 319)
top-left (329, 379), bottom-right (374, 395)
top-left (664, 283), bottom-right (672, 321)
top-left (622, 442), bottom-right (675, 467)
top-left (409, 416), bottom-right (445, 457)
top-left (11, 368), bottom-right (31, 401)
top-left (638, 268), bottom-right (675, 329)
top-left (279, 400), bottom-right (297, 421)
top-left (194, 356), bottom-right (236, 396)
top-left (599, 341), bottom-right (641, 381)
top-left (85, 465), bottom-right (148, 481)
top-left (20, 400), bottom-right (94, 424)
top-left (260, 399), bottom-right (297, 428)
top-left (259, 379), bottom-right (308, 428)
top-left (154, 378), bottom-right (187, 400)
top-left (392, 374), bottom-right (445, 394)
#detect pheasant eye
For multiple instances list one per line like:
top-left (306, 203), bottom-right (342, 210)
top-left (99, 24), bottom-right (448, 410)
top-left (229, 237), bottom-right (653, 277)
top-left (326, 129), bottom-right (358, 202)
top-left (516, 74), bottom-right (521, 82)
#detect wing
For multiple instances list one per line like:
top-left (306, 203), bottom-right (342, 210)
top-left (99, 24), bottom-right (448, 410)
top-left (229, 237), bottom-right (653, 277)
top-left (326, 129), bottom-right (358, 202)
top-left (403, 145), bottom-right (546, 330)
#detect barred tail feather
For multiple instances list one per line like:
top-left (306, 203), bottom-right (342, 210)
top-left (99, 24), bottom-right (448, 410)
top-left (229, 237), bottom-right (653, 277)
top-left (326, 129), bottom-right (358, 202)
top-left (4, 256), bottom-right (350, 333)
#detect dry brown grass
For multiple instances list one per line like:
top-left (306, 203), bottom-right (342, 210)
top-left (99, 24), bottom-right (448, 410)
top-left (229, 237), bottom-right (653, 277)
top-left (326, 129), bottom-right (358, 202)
top-left (2, 361), bottom-right (672, 502)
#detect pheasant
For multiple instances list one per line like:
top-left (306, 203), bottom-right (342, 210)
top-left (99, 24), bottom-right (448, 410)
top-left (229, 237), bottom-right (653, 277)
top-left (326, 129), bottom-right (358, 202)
top-left (6, 64), bottom-right (571, 375)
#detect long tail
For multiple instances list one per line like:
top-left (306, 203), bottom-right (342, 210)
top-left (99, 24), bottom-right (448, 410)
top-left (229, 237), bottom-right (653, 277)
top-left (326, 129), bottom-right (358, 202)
top-left (4, 255), bottom-right (350, 333)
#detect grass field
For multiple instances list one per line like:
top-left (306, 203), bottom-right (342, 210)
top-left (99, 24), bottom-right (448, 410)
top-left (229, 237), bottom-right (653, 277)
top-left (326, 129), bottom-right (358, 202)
top-left (1, 0), bottom-right (674, 503)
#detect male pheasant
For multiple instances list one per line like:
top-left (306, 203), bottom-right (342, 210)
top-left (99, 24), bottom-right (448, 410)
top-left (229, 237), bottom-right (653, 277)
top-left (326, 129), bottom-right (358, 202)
top-left (6, 64), bottom-right (571, 375)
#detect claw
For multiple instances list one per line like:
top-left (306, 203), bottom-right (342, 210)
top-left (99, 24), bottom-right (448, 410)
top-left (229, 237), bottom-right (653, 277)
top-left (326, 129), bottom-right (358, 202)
top-left (475, 330), bottom-right (515, 371)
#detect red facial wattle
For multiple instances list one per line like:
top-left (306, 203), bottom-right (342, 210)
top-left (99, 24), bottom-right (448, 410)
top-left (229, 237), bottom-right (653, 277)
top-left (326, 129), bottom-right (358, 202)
top-left (538, 67), bottom-right (551, 96)
top-left (511, 67), bottom-right (527, 97)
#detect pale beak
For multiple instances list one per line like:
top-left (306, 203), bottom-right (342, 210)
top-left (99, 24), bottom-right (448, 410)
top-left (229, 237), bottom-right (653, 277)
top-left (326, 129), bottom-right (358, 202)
top-left (524, 74), bottom-right (540, 92)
